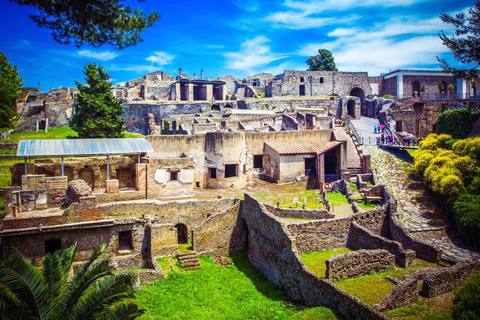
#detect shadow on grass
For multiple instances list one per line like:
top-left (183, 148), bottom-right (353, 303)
top-left (229, 252), bottom-right (288, 302)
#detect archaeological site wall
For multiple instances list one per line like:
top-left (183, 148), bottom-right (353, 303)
top-left (241, 194), bottom-right (386, 319)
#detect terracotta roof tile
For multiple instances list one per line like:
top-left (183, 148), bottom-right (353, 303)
top-left (265, 140), bottom-right (342, 155)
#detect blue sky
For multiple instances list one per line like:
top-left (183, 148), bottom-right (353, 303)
top-left (0, 0), bottom-right (474, 91)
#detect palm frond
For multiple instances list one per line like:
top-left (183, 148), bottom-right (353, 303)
top-left (0, 250), bottom-right (47, 320)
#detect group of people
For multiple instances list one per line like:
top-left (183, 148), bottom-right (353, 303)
top-left (373, 123), bottom-right (385, 134)
top-left (380, 133), bottom-right (396, 146)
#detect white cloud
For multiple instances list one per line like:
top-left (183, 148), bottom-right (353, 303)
top-left (231, 0), bottom-right (259, 11)
top-left (296, 13), bottom-right (454, 75)
top-left (145, 52), bottom-right (175, 66)
top-left (110, 64), bottom-right (159, 74)
top-left (283, 0), bottom-right (430, 13)
top-left (224, 36), bottom-right (287, 74)
top-left (77, 50), bottom-right (118, 61)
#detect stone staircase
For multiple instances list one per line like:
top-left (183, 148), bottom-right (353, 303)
top-left (177, 251), bottom-right (200, 270)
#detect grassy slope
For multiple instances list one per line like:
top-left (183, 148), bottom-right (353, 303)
top-left (138, 253), bottom-right (337, 320)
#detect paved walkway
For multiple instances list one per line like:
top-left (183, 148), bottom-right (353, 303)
top-left (352, 116), bottom-right (479, 261)
top-left (350, 117), bottom-right (382, 146)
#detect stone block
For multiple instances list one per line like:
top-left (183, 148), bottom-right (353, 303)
top-left (106, 179), bottom-right (119, 194)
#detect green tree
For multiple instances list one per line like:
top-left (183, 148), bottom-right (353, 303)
top-left (0, 52), bottom-right (23, 129)
top-left (72, 64), bottom-right (125, 138)
top-left (0, 243), bottom-right (144, 319)
top-left (306, 49), bottom-right (338, 71)
top-left (438, 1), bottom-right (480, 78)
top-left (8, 0), bottom-right (160, 49)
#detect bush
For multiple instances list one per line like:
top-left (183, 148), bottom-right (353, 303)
top-left (452, 270), bottom-right (480, 319)
top-left (414, 151), bottom-right (435, 174)
top-left (436, 109), bottom-right (480, 139)
top-left (454, 194), bottom-right (480, 248)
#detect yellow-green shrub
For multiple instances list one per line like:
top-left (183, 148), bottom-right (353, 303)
top-left (440, 175), bottom-right (463, 202)
top-left (414, 152), bottom-right (435, 174)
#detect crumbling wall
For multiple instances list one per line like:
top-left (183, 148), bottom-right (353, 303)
top-left (326, 249), bottom-right (395, 280)
top-left (242, 194), bottom-right (385, 319)
top-left (192, 201), bottom-right (247, 256)
top-left (347, 222), bottom-right (416, 267)
top-left (263, 204), bottom-right (334, 220)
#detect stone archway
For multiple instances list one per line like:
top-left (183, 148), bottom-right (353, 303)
top-left (175, 223), bottom-right (188, 244)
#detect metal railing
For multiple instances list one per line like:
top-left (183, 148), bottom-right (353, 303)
top-left (325, 174), bottom-right (342, 183)
top-left (347, 120), bottom-right (363, 145)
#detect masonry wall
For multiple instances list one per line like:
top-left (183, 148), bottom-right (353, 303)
top-left (263, 204), bottom-right (334, 220)
top-left (326, 249), bottom-right (395, 280)
top-left (192, 202), bottom-right (247, 256)
top-left (242, 194), bottom-right (386, 319)
top-left (1, 220), bottom-right (145, 267)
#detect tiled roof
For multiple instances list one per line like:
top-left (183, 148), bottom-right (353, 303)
top-left (265, 140), bottom-right (342, 155)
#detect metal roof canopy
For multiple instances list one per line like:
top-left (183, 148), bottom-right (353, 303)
top-left (17, 138), bottom-right (153, 157)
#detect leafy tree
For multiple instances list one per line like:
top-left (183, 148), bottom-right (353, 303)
top-left (0, 52), bottom-right (23, 129)
top-left (72, 64), bottom-right (125, 138)
top-left (8, 0), bottom-right (160, 49)
top-left (438, 1), bottom-right (480, 78)
top-left (0, 243), bottom-right (145, 319)
top-left (306, 49), bottom-right (338, 71)
top-left (436, 108), bottom-right (480, 139)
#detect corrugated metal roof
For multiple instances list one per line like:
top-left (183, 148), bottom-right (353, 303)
top-left (265, 140), bottom-right (342, 155)
top-left (224, 109), bottom-right (276, 115)
top-left (17, 138), bottom-right (153, 157)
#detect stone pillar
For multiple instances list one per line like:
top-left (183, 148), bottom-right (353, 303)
top-left (222, 84), bottom-right (227, 101)
top-left (175, 83), bottom-right (181, 102)
top-left (135, 163), bottom-right (147, 192)
top-left (317, 153), bottom-right (325, 192)
top-left (106, 179), bottom-right (119, 193)
top-left (396, 74), bottom-right (403, 98)
top-left (362, 154), bottom-right (371, 174)
top-left (172, 120), bottom-right (177, 134)
top-left (206, 84), bottom-right (213, 101)
top-left (188, 83), bottom-right (194, 101)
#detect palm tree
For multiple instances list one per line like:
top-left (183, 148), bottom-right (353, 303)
top-left (0, 243), bottom-right (145, 320)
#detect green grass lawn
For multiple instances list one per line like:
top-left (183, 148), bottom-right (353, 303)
top-left (138, 253), bottom-right (337, 320)
top-left (300, 248), bottom-right (352, 278)
top-left (334, 259), bottom-right (437, 306)
top-left (253, 190), bottom-right (326, 210)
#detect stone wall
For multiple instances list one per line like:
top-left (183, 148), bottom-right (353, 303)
top-left (347, 222), bottom-right (416, 267)
top-left (422, 259), bottom-right (480, 297)
top-left (388, 213), bottom-right (440, 263)
top-left (242, 194), bottom-right (386, 319)
top-left (1, 219), bottom-right (145, 266)
top-left (288, 207), bottom-right (389, 255)
top-left (326, 249), bottom-right (395, 280)
top-left (263, 203), bottom-right (334, 220)
top-left (192, 201), bottom-right (247, 256)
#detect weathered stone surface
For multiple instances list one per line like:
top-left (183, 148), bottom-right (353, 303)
top-left (326, 249), bottom-right (395, 280)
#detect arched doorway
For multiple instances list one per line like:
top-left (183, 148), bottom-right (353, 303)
top-left (412, 81), bottom-right (420, 97)
top-left (79, 168), bottom-right (94, 190)
top-left (350, 87), bottom-right (364, 99)
top-left (175, 223), bottom-right (188, 244)
top-left (347, 100), bottom-right (356, 117)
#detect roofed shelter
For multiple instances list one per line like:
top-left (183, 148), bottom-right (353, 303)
top-left (16, 138), bottom-right (153, 192)
top-left (263, 140), bottom-right (345, 190)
